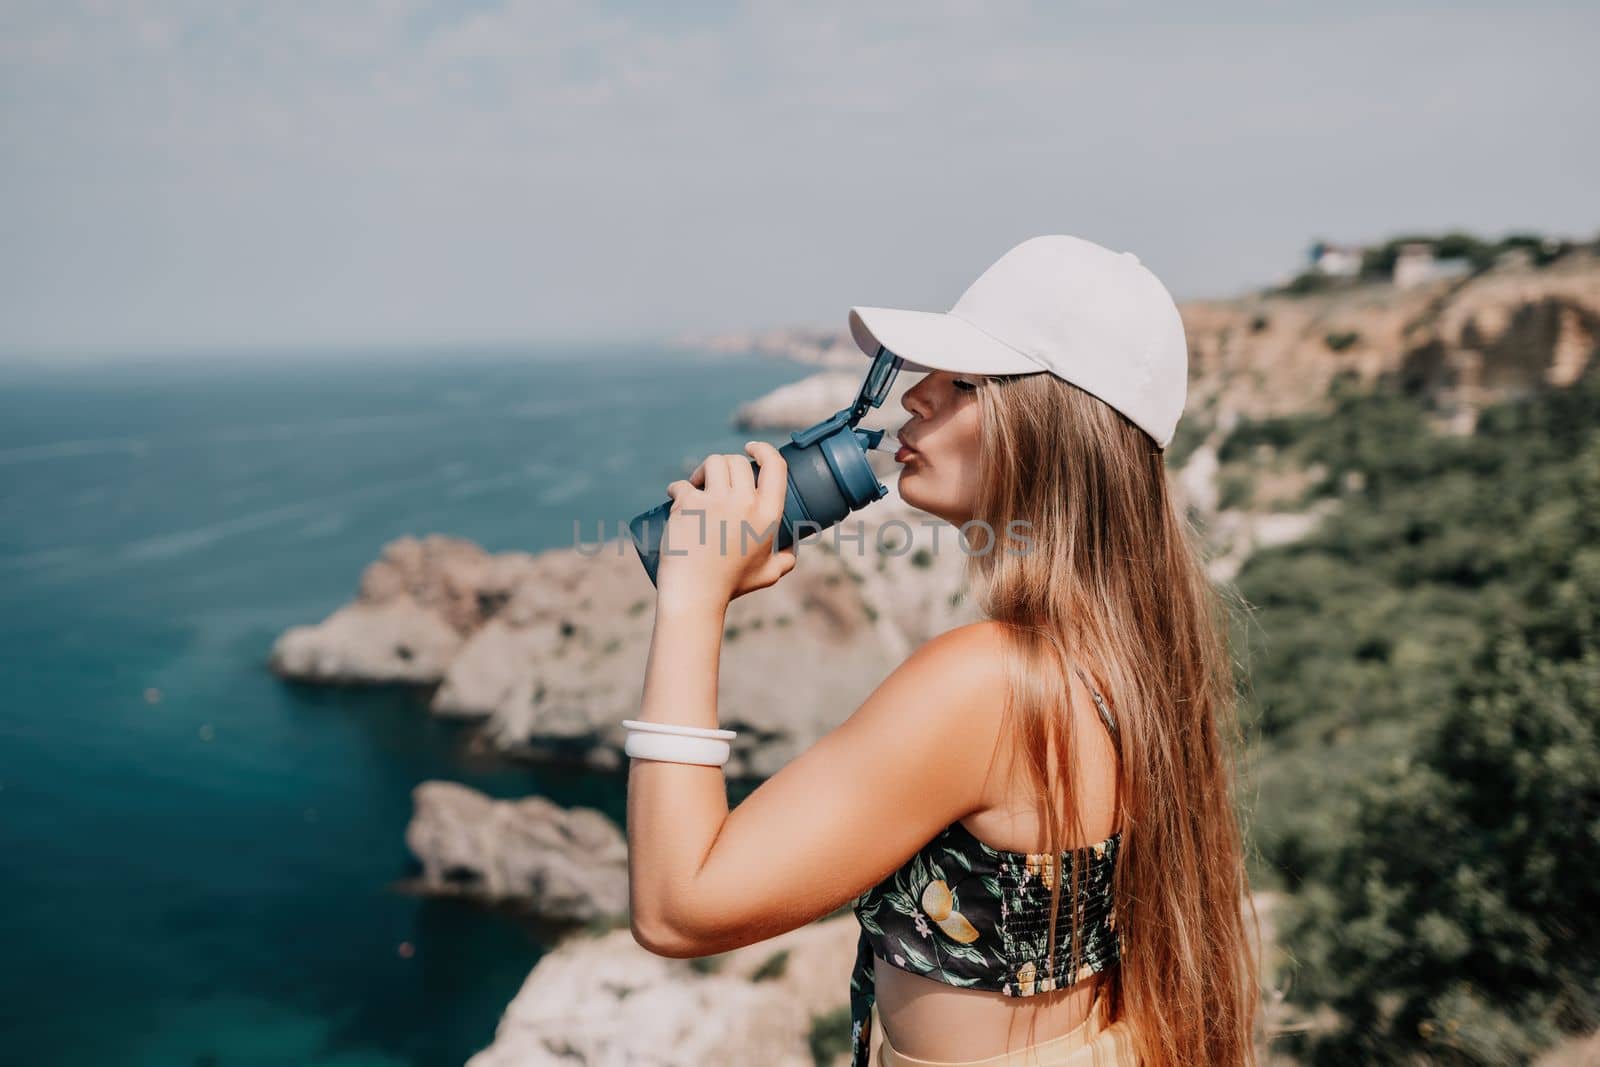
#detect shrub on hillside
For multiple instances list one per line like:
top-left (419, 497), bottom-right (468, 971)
top-left (1282, 636), bottom-right (1599, 1065)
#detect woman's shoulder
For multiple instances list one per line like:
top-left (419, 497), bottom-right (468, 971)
top-left (918, 618), bottom-right (1014, 657)
top-left (881, 621), bottom-right (1015, 750)
top-left (859, 622), bottom-right (1012, 744)
top-left (898, 621), bottom-right (1013, 693)
top-left (853, 622), bottom-right (1009, 728)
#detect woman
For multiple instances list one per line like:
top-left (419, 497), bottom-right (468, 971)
top-left (625, 235), bottom-right (1258, 1066)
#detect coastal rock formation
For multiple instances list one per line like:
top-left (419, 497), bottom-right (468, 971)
top-left (732, 368), bottom-right (915, 432)
top-left (268, 536), bottom-right (534, 684)
top-left (1168, 437), bottom-right (1341, 584)
top-left (466, 914), bottom-right (861, 1067)
top-left (1391, 261), bottom-right (1600, 430)
top-left (1182, 251), bottom-right (1600, 433)
top-left (402, 780), bottom-right (628, 921)
top-left (733, 371), bottom-right (860, 430)
top-left (273, 479), bottom-right (980, 777)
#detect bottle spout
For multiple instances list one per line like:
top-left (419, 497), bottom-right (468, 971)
top-left (856, 428), bottom-right (899, 453)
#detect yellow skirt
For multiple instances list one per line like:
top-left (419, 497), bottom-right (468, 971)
top-left (867, 998), bottom-right (1137, 1067)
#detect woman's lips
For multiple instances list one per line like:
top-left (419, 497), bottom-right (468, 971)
top-left (894, 443), bottom-right (917, 463)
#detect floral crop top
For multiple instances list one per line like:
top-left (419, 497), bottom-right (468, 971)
top-left (846, 820), bottom-right (1122, 1066)
top-left (845, 667), bottom-right (1124, 1067)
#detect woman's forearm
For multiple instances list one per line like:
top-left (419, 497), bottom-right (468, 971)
top-left (625, 595), bottom-right (731, 947)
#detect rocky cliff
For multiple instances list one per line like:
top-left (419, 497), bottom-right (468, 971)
top-left (465, 913), bottom-right (861, 1067)
top-left (400, 780), bottom-right (629, 920)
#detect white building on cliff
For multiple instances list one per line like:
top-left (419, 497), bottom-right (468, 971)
top-left (1308, 241), bottom-right (1364, 277)
top-left (1393, 243), bottom-right (1474, 289)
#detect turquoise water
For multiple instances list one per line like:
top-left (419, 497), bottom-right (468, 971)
top-left (0, 345), bottom-right (805, 1066)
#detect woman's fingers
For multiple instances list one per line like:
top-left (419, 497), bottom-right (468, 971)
top-left (750, 547), bottom-right (799, 590)
top-left (726, 451), bottom-right (756, 496)
top-left (746, 441), bottom-right (787, 521)
top-left (702, 454), bottom-right (731, 492)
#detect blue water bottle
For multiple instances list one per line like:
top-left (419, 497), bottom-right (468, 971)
top-left (628, 346), bottom-right (904, 586)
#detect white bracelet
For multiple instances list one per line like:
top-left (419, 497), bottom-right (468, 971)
top-left (621, 719), bottom-right (737, 740)
top-left (624, 730), bottom-right (731, 766)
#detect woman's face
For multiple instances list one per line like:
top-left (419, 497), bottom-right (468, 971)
top-left (893, 370), bottom-right (986, 526)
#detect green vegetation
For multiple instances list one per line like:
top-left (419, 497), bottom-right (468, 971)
top-left (1360, 231), bottom-right (1582, 277)
top-left (1270, 230), bottom-right (1599, 298)
top-left (1284, 643), bottom-right (1598, 1064)
top-left (687, 954), bottom-right (725, 974)
top-left (1323, 330), bottom-right (1360, 352)
top-left (1277, 269), bottom-right (1346, 296)
top-left (579, 913), bottom-right (629, 939)
top-left (1229, 361), bottom-right (1600, 1062)
top-left (1164, 412), bottom-right (1212, 470)
top-left (1217, 467), bottom-right (1256, 511)
top-left (751, 948), bottom-right (790, 982)
top-left (809, 1004), bottom-right (855, 1065)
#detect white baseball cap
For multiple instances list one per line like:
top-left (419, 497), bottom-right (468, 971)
top-left (848, 234), bottom-right (1189, 449)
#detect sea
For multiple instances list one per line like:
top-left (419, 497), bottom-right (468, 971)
top-left (0, 343), bottom-right (807, 1066)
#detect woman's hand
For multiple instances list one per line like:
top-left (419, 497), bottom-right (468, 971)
top-left (656, 440), bottom-right (798, 612)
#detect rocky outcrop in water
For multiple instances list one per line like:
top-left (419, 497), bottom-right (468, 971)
top-left (402, 780), bottom-right (628, 921)
top-left (733, 371), bottom-right (868, 431)
top-left (268, 536), bottom-right (527, 685)
top-left (271, 476), bottom-right (980, 778)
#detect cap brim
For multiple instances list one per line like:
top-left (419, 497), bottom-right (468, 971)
top-left (849, 306), bottom-right (1044, 376)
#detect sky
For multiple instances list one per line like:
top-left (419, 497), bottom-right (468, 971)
top-left (2, 1), bottom-right (1597, 357)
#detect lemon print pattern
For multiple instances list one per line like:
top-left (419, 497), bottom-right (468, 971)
top-left (920, 878), bottom-right (981, 943)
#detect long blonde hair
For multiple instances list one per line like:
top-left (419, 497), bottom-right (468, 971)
top-left (964, 372), bottom-right (1259, 1066)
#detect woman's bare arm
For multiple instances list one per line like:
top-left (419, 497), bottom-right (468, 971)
top-left (627, 615), bottom-right (1011, 957)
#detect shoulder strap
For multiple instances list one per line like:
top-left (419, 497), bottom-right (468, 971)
top-left (1072, 665), bottom-right (1121, 749)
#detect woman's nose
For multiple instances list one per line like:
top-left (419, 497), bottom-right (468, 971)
top-left (901, 379), bottom-right (931, 417)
